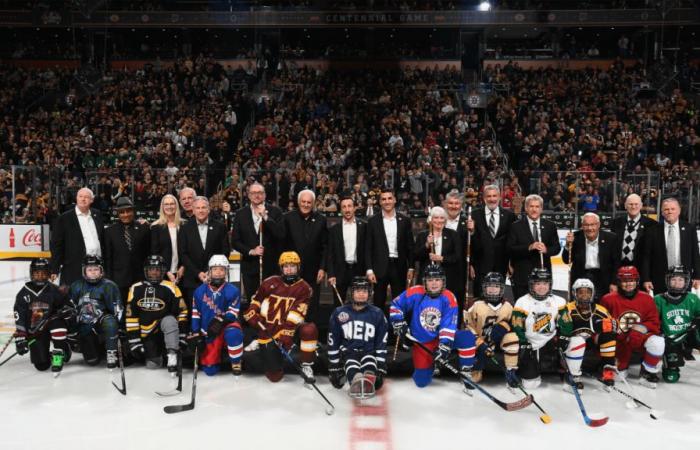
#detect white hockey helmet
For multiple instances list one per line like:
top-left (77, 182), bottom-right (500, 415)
top-left (572, 278), bottom-right (595, 316)
top-left (208, 254), bottom-right (229, 287)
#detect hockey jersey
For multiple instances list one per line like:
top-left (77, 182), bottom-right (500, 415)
top-left (125, 280), bottom-right (188, 343)
top-left (654, 293), bottom-right (700, 339)
top-left (14, 282), bottom-right (73, 336)
top-left (559, 302), bottom-right (613, 339)
top-left (512, 294), bottom-right (568, 350)
top-left (327, 304), bottom-right (388, 367)
top-left (600, 291), bottom-right (660, 335)
top-left (389, 286), bottom-right (458, 346)
top-left (69, 278), bottom-right (123, 325)
top-left (243, 275), bottom-right (312, 341)
top-left (191, 282), bottom-right (241, 335)
top-left (466, 300), bottom-right (513, 337)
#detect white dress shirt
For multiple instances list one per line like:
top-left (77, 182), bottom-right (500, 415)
top-left (197, 220), bottom-right (209, 249)
top-left (585, 236), bottom-right (600, 269)
top-left (168, 224), bottom-right (179, 273)
top-left (433, 232), bottom-right (443, 256)
top-left (75, 206), bottom-right (101, 257)
top-left (251, 205), bottom-right (262, 234)
top-left (342, 219), bottom-right (358, 263)
top-left (445, 216), bottom-right (460, 231)
top-left (382, 212), bottom-right (399, 258)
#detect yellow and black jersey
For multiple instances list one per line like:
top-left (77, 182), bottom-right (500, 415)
top-left (563, 302), bottom-right (615, 339)
top-left (125, 281), bottom-right (187, 343)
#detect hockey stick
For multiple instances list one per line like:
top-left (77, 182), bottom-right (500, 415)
top-left (164, 346), bottom-right (198, 414)
top-left (330, 282), bottom-right (345, 307)
top-left (156, 352), bottom-right (183, 397)
top-left (0, 313), bottom-right (58, 368)
top-left (0, 333), bottom-right (16, 359)
top-left (0, 338), bottom-right (36, 367)
top-left (584, 372), bottom-right (659, 420)
top-left (558, 349), bottom-right (608, 427)
top-left (489, 356), bottom-right (552, 423)
top-left (409, 336), bottom-right (533, 412)
top-left (111, 339), bottom-right (127, 395)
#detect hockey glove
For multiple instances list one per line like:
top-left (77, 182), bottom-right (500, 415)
top-left (56, 305), bottom-right (77, 322)
top-left (206, 316), bottom-right (226, 338)
top-left (278, 334), bottom-right (294, 352)
top-left (129, 342), bottom-right (145, 360)
top-left (328, 363), bottom-right (345, 389)
top-left (392, 320), bottom-right (408, 344)
top-left (557, 335), bottom-right (570, 353)
top-left (187, 332), bottom-right (204, 353)
top-left (434, 343), bottom-right (452, 365)
top-left (15, 335), bottom-right (29, 355)
top-left (375, 367), bottom-right (387, 391)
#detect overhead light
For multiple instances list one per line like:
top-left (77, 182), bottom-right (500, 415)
top-left (478, 1), bottom-right (492, 11)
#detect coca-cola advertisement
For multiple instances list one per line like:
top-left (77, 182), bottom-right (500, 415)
top-left (0, 224), bottom-right (48, 254)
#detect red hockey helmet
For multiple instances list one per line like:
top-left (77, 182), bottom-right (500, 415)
top-left (616, 266), bottom-right (639, 298)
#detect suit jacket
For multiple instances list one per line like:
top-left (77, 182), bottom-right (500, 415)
top-left (232, 204), bottom-right (285, 276)
top-left (365, 211), bottom-right (414, 279)
top-left (150, 222), bottom-right (182, 274)
top-left (327, 218), bottom-right (368, 288)
top-left (610, 215), bottom-right (657, 271)
top-left (562, 230), bottom-right (620, 294)
top-left (178, 218), bottom-right (231, 288)
top-left (507, 217), bottom-right (561, 286)
top-left (283, 210), bottom-right (328, 284)
top-left (641, 220), bottom-right (700, 292)
top-left (104, 222), bottom-right (151, 289)
top-left (50, 207), bottom-right (105, 286)
top-left (471, 206), bottom-right (517, 277)
top-left (414, 228), bottom-right (460, 294)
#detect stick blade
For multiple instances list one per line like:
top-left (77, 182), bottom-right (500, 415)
top-left (585, 416), bottom-right (609, 427)
top-left (540, 414), bottom-right (552, 424)
top-left (163, 403), bottom-right (194, 414)
top-left (504, 394), bottom-right (534, 411)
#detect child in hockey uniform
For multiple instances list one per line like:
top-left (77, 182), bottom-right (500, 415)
top-left (560, 278), bottom-right (617, 391)
top-left (390, 263), bottom-right (476, 388)
top-left (600, 266), bottom-right (664, 388)
top-left (511, 268), bottom-right (570, 389)
top-left (464, 272), bottom-right (520, 388)
top-left (653, 266), bottom-right (700, 383)
top-left (13, 258), bottom-right (75, 375)
top-left (328, 277), bottom-right (388, 399)
top-left (125, 255), bottom-right (188, 373)
top-left (69, 255), bottom-right (123, 369)
top-left (187, 255), bottom-right (244, 376)
top-left (243, 251), bottom-right (319, 383)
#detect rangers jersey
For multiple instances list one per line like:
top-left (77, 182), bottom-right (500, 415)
top-left (125, 280), bottom-right (188, 343)
top-left (328, 304), bottom-right (388, 367)
top-left (654, 293), bottom-right (700, 339)
top-left (389, 286), bottom-right (458, 346)
top-left (14, 283), bottom-right (72, 336)
top-left (191, 282), bottom-right (241, 335)
top-left (466, 300), bottom-right (514, 337)
top-left (69, 278), bottom-right (123, 325)
top-left (600, 291), bottom-right (660, 335)
top-left (512, 294), bottom-right (568, 350)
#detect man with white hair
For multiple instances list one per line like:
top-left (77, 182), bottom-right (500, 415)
top-left (563, 212), bottom-right (620, 299)
top-left (283, 189), bottom-right (328, 323)
top-left (178, 187), bottom-right (197, 220)
top-left (611, 193), bottom-right (657, 273)
top-left (50, 187), bottom-right (105, 286)
top-left (506, 194), bottom-right (561, 301)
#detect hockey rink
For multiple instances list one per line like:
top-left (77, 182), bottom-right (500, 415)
top-left (1, 260), bottom-right (700, 450)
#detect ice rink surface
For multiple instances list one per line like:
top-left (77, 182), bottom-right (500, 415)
top-left (1, 260), bottom-right (700, 450)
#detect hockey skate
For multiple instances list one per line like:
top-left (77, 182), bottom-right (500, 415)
top-left (505, 368), bottom-right (521, 391)
top-left (564, 375), bottom-right (584, 394)
top-left (349, 373), bottom-right (376, 400)
top-left (460, 367), bottom-right (475, 394)
top-left (166, 350), bottom-right (179, 377)
top-left (51, 349), bottom-right (64, 378)
top-left (106, 349), bottom-right (118, 370)
top-left (600, 365), bottom-right (616, 388)
top-left (639, 366), bottom-right (659, 389)
top-left (231, 362), bottom-right (242, 378)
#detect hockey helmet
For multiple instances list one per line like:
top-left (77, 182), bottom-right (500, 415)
top-left (278, 251), bottom-right (301, 284)
top-left (82, 254), bottom-right (104, 283)
top-left (482, 272), bottom-right (505, 305)
top-left (144, 254), bottom-right (166, 285)
top-left (616, 266), bottom-right (639, 299)
top-left (350, 277), bottom-right (373, 309)
top-left (423, 263), bottom-right (446, 298)
top-left (29, 257), bottom-right (50, 286)
top-left (665, 265), bottom-right (690, 303)
top-left (572, 278), bottom-right (595, 317)
top-left (208, 254), bottom-right (229, 287)
top-left (528, 268), bottom-right (552, 301)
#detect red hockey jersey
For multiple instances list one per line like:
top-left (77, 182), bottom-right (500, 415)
top-left (600, 290), bottom-right (660, 335)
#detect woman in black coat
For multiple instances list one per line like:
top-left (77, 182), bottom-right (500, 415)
top-left (414, 206), bottom-right (461, 296)
top-left (150, 194), bottom-right (185, 283)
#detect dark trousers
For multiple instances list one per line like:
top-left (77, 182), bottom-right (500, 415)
top-left (241, 271), bottom-right (262, 308)
top-left (373, 258), bottom-right (407, 313)
top-left (512, 284), bottom-right (529, 302)
top-left (335, 262), bottom-right (364, 304)
top-left (581, 269), bottom-right (605, 301)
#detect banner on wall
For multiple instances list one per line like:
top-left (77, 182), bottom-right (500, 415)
top-left (0, 224), bottom-right (50, 258)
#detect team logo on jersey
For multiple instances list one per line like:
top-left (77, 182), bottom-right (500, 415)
top-left (137, 297), bottom-right (166, 311)
top-left (618, 310), bottom-right (641, 332)
top-left (419, 307), bottom-right (442, 332)
top-left (338, 312), bottom-right (350, 323)
top-left (532, 313), bottom-right (552, 334)
top-left (573, 326), bottom-right (593, 339)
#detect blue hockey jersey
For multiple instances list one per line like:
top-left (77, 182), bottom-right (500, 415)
top-left (191, 282), bottom-right (240, 335)
top-left (69, 278), bottom-right (123, 325)
top-left (327, 304), bottom-right (388, 366)
top-left (389, 286), bottom-right (458, 346)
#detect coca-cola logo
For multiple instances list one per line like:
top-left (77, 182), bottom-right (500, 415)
top-left (22, 229), bottom-right (42, 247)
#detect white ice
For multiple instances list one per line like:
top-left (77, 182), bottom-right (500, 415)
top-left (1, 261), bottom-right (700, 450)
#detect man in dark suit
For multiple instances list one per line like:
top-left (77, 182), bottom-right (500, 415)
top-left (178, 187), bottom-right (196, 221)
top-left (283, 189), bottom-right (328, 323)
top-left (104, 197), bottom-right (151, 301)
top-left (232, 182), bottom-right (285, 303)
top-left (365, 189), bottom-right (415, 311)
top-left (444, 189), bottom-right (468, 304)
top-left (611, 193), bottom-right (657, 272)
top-left (327, 196), bottom-right (367, 302)
top-left (563, 212), bottom-right (620, 300)
top-left (507, 194), bottom-right (561, 301)
top-left (467, 184), bottom-right (517, 298)
top-left (641, 197), bottom-right (700, 294)
top-left (50, 187), bottom-right (105, 286)
top-left (178, 196), bottom-right (231, 309)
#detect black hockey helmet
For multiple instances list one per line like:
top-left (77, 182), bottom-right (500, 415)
top-left (144, 254), bottom-right (166, 284)
top-left (528, 268), bottom-right (552, 301)
top-left (82, 254), bottom-right (104, 283)
top-left (482, 272), bottom-right (505, 305)
top-left (665, 265), bottom-right (690, 303)
top-left (29, 257), bottom-right (50, 286)
top-left (350, 276), bottom-right (373, 309)
top-left (423, 263), bottom-right (446, 298)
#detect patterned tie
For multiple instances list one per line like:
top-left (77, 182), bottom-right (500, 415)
top-left (621, 220), bottom-right (637, 262)
top-left (667, 225), bottom-right (678, 268)
top-left (532, 221), bottom-right (539, 242)
top-left (124, 224), bottom-right (132, 252)
top-left (489, 210), bottom-right (496, 238)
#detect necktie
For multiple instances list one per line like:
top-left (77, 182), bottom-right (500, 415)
top-left (488, 210), bottom-right (496, 238)
top-left (532, 221), bottom-right (539, 242)
top-left (667, 225), bottom-right (678, 268)
top-left (621, 220), bottom-right (637, 262)
top-left (124, 224), bottom-right (132, 251)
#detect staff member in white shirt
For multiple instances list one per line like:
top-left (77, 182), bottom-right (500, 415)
top-left (327, 196), bottom-right (368, 301)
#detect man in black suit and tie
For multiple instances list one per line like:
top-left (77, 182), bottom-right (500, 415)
top-left (104, 197), bottom-right (151, 301)
top-left (232, 182), bottom-right (285, 303)
top-left (283, 189), bottom-right (328, 323)
top-left (365, 189), bottom-right (415, 311)
top-left (179, 187), bottom-right (196, 221)
top-left (327, 196), bottom-right (367, 302)
top-left (641, 197), bottom-right (700, 294)
top-left (563, 212), bottom-right (620, 299)
top-left (50, 187), bottom-right (105, 286)
top-left (444, 189), bottom-right (468, 304)
top-left (467, 184), bottom-right (517, 298)
top-left (611, 193), bottom-right (657, 272)
top-left (178, 196), bottom-right (231, 309)
top-left (506, 194), bottom-right (561, 301)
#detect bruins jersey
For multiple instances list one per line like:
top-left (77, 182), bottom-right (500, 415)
top-left (126, 280), bottom-right (187, 342)
top-left (561, 302), bottom-right (614, 339)
top-left (465, 300), bottom-right (514, 337)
